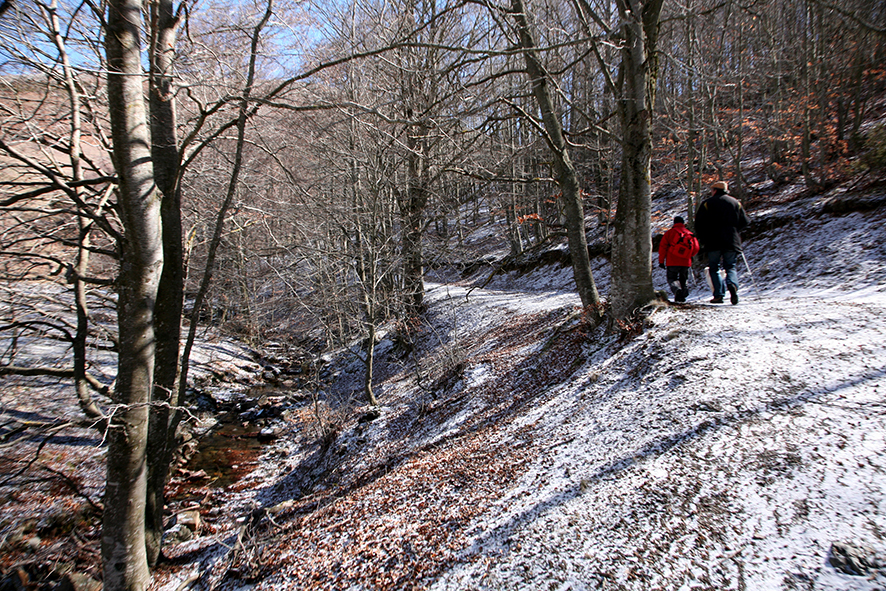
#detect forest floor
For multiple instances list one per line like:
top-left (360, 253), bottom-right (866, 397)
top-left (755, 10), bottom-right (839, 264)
top-left (2, 177), bottom-right (886, 591)
top-left (151, 178), bottom-right (886, 591)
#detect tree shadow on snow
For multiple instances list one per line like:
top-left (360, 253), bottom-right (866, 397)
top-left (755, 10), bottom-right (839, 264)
top-left (458, 365), bottom-right (886, 562)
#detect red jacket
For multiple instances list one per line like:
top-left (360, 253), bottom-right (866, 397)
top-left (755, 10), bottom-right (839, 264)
top-left (659, 223), bottom-right (699, 267)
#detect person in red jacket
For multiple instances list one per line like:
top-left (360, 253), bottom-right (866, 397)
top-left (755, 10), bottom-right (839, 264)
top-left (659, 215), bottom-right (699, 303)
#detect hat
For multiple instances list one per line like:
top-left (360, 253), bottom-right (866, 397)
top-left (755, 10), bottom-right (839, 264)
top-left (674, 216), bottom-right (684, 224)
top-left (711, 180), bottom-right (728, 191)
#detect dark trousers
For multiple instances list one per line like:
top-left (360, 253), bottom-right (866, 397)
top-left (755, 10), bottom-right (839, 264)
top-left (666, 266), bottom-right (690, 301)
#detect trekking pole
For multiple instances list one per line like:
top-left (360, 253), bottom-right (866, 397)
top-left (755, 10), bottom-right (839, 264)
top-left (740, 251), bottom-right (760, 295)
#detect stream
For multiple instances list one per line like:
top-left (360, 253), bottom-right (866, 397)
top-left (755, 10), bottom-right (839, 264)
top-left (167, 382), bottom-right (312, 503)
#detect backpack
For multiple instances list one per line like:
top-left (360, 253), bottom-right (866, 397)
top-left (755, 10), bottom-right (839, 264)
top-left (671, 229), bottom-right (699, 259)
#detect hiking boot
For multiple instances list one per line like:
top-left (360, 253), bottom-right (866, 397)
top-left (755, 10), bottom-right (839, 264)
top-left (728, 284), bottom-right (738, 305)
top-left (710, 296), bottom-right (724, 304)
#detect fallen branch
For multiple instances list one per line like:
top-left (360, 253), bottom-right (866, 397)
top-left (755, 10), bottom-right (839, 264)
top-left (0, 365), bottom-right (111, 396)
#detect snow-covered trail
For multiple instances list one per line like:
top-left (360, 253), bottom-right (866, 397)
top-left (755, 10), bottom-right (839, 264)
top-left (431, 289), bottom-right (886, 591)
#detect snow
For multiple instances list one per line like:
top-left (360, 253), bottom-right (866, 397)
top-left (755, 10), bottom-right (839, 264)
top-left (431, 291), bottom-right (886, 590)
top-left (153, 190), bottom-right (886, 589)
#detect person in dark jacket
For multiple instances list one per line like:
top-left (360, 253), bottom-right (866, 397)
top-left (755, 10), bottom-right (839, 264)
top-left (659, 216), bottom-right (699, 303)
top-left (694, 180), bottom-right (750, 304)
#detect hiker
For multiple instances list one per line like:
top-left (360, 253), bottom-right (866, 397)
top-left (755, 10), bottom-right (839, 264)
top-left (658, 215), bottom-right (699, 303)
top-left (694, 180), bottom-right (750, 304)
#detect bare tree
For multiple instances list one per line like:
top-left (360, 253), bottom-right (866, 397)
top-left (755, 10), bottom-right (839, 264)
top-left (605, 0), bottom-right (664, 322)
top-left (0, 1), bottom-right (117, 418)
top-left (102, 0), bottom-right (163, 586)
top-left (144, 0), bottom-right (186, 565)
top-left (508, 0), bottom-right (602, 316)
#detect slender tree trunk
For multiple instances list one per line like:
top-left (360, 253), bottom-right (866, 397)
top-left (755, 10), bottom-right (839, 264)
top-left (354, 187), bottom-right (380, 407)
top-left (103, 0), bottom-right (163, 588)
top-left (363, 320), bottom-right (378, 406)
top-left (396, 0), bottom-right (430, 318)
top-left (401, 137), bottom-right (427, 316)
top-left (177, 1), bottom-right (273, 413)
top-left (732, 24), bottom-right (745, 201)
top-left (609, 0), bottom-right (663, 323)
top-left (511, 0), bottom-right (602, 318)
top-left (49, 1), bottom-right (105, 421)
top-left (145, 0), bottom-right (183, 566)
top-left (685, 0), bottom-right (697, 225)
top-left (506, 166), bottom-right (524, 257)
top-left (801, 0), bottom-right (816, 187)
top-left (73, 219), bottom-right (105, 421)
top-left (849, 47), bottom-right (867, 151)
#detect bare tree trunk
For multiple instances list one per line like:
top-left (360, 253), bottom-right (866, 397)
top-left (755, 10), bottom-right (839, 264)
top-left (145, 0), bottom-right (183, 567)
top-left (48, 0), bottom-right (105, 421)
top-left (401, 144), bottom-right (427, 316)
top-left (511, 0), bottom-right (602, 318)
top-left (609, 0), bottom-right (663, 323)
top-left (177, 1), bottom-right (273, 412)
top-left (801, 0), bottom-right (816, 187)
top-left (732, 23), bottom-right (746, 201)
top-left (354, 196), bottom-right (381, 407)
top-left (685, 0), bottom-right (698, 225)
top-left (102, 0), bottom-right (163, 588)
top-left (506, 196), bottom-right (524, 257)
top-left (848, 47), bottom-right (867, 152)
top-left (363, 320), bottom-right (379, 406)
top-left (394, 0), bottom-right (428, 318)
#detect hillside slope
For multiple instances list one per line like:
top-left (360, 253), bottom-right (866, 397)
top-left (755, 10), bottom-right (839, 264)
top-left (152, 185), bottom-right (886, 591)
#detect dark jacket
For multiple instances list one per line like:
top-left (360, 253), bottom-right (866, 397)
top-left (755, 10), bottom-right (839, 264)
top-left (694, 190), bottom-right (750, 252)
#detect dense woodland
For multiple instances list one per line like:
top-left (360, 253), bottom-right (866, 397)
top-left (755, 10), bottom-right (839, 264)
top-left (1, 0), bottom-right (885, 588)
